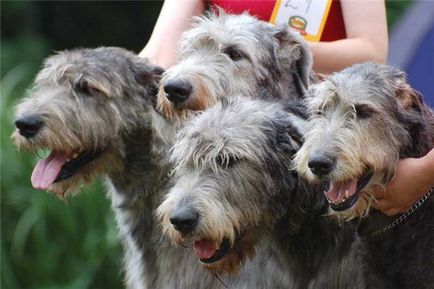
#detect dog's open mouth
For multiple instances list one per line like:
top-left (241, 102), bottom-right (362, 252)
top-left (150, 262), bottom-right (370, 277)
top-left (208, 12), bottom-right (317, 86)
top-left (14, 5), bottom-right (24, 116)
top-left (193, 238), bottom-right (232, 264)
top-left (31, 149), bottom-right (102, 190)
top-left (325, 172), bottom-right (373, 211)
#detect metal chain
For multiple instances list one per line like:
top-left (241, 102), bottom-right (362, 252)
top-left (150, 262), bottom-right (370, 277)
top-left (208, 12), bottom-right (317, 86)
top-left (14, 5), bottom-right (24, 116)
top-left (371, 187), bottom-right (433, 237)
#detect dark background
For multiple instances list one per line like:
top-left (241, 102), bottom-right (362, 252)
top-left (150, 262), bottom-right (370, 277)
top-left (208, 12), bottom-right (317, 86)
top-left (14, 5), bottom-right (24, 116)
top-left (0, 1), bottom-right (412, 289)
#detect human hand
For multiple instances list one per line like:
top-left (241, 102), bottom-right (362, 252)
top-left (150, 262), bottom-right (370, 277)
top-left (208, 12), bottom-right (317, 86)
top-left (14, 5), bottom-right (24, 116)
top-left (371, 156), bottom-right (434, 216)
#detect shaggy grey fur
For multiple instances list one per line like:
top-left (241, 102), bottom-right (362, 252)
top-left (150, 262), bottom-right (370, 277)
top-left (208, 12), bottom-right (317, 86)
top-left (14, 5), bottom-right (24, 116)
top-left (158, 96), bottom-right (366, 288)
top-left (12, 12), bottom-right (318, 289)
top-left (153, 11), bottom-right (315, 146)
top-left (12, 47), bottom-right (293, 289)
top-left (296, 63), bottom-right (434, 288)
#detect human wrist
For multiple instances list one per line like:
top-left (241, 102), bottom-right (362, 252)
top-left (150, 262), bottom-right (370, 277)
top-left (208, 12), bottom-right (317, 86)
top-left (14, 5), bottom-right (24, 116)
top-left (419, 151), bottom-right (434, 189)
top-left (139, 44), bottom-right (175, 69)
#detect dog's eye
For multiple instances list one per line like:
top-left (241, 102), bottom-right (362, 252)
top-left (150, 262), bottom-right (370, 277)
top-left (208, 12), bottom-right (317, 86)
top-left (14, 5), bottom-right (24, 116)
top-left (312, 110), bottom-right (323, 117)
top-left (355, 104), bottom-right (376, 119)
top-left (215, 155), bottom-right (238, 168)
top-left (75, 79), bottom-right (101, 96)
top-left (223, 47), bottom-right (244, 61)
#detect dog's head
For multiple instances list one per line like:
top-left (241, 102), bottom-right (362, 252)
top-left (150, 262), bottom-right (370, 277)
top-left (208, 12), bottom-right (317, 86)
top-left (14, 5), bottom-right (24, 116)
top-left (295, 62), bottom-right (434, 219)
top-left (12, 47), bottom-right (162, 197)
top-left (155, 11), bottom-right (313, 127)
top-left (157, 96), bottom-right (307, 274)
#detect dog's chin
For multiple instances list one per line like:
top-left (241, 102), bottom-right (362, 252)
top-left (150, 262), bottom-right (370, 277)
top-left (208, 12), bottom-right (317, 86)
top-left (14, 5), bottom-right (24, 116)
top-left (156, 97), bottom-right (198, 123)
top-left (194, 238), bottom-right (232, 264)
top-left (191, 230), bottom-right (258, 274)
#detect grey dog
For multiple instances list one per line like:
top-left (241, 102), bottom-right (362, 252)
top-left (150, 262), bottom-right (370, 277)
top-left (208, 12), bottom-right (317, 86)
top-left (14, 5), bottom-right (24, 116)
top-left (12, 11), bottom-right (317, 289)
top-left (153, 11), bottom-right (314, 146)
top-left (295, 63), bottom-right (434, 288)
top-left (158, 96), bottom-right (367, 288)
top-left (12, 47), bottom-right (295, 288)
top-left (12, 47), bottom-right (187, 289)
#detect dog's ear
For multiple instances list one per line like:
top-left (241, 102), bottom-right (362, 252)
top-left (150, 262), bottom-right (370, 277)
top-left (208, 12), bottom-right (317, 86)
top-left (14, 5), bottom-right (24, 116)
top-left (391, 71), bottom-right (434, 157)
top-left (376, 64), bottom-right (422, 114)
top-left (395, 79), bottom-right (424, 113)
top-left (272, 107), bottom-right (307, 158)
top-left (396, 102), bottom-right (428, 158)
top-left (132, 57), bottom-right (164, 87)
top-left (274, 25), bottom-right (313, 94)
top-left (132, 57), bottom-right (164, 104)
top-left (73, 75), bottom-right (111, 96)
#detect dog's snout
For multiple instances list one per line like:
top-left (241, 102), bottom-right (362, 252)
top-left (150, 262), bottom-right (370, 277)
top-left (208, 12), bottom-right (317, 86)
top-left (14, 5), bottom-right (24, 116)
top-left (15, 116), bottom-right (43, 139)
top-left (308, 154), bottom-right (336, 177)
top-left (164, 79), bottom-right (192, 104)
top-left (170, 206), bottom-right (199, 234)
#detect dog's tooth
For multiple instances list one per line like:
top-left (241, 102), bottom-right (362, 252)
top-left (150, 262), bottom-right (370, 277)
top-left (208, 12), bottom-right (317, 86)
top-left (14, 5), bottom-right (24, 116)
top-left (345, 190), bottom-right (349, 198)
top-left (72, 153), bottom-right (78, 159)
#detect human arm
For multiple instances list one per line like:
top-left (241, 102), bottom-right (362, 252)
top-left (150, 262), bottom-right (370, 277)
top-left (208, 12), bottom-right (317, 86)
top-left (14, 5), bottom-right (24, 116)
top-left (309, 0), bottom-right (388, 74)
top-left (371, 148), bottom-right (434, 216)
top-left (139, 0), bottom-right (206, 69)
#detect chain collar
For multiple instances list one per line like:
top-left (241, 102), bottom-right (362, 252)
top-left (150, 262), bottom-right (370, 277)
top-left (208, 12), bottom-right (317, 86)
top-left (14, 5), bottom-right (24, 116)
top-left (371, 187), bottom-right (433, 237)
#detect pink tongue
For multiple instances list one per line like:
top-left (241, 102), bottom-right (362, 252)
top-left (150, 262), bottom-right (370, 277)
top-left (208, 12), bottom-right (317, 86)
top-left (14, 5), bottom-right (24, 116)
top-left (325, 179), bottom-right (358, 203)
top-left (193, 239), bottom-right (217, 260)
top-left (31, 151), bottom-right (68, 190)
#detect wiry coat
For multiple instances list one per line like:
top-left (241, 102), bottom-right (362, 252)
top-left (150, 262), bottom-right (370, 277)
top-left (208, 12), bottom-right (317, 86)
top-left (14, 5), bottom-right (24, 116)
top-left (158, 97), bottom-right (366, 288)
top-left (154, 11), bottom-right (315, 146)
top-left (12, 47), bottom-right (294, 289)
top-left (296, 63), bottom-right (434, 288)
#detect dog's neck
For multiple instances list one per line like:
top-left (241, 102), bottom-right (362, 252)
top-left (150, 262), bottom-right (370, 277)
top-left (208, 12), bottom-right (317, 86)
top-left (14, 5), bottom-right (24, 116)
top-left (108, 127), bottom-right (157, 192)
top-left (104, 113), bottom-right (173, 289)
top-left (271, 179), bottom-right (360, 285)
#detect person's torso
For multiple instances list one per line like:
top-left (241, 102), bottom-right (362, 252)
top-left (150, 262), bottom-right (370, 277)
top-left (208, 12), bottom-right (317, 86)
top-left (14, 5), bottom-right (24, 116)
top-left (208, 0), bottom-right (346, 41)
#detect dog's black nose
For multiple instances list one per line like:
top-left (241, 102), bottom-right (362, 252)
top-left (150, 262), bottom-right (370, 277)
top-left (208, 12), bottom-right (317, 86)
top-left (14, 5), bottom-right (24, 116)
top-left (308, 154), bottom-right (335, 177)
top-left (15, 116), bottom-right (43, 138)
top-left (170, 207), bottom-right (199, 234)
top-left (164, 79), bottom-right (192, 104)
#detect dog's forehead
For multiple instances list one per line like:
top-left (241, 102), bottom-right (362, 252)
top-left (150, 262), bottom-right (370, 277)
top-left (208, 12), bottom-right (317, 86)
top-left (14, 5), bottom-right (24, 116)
top-left (185, 14), bottom-right (272, 48)
top-left (192, 98), bottom-right (269, 134)
top-left (312, 73), bottom-right (389, 111)
top-left (331, 63), bottom-right (402, 106)
top-left (39, 47), bottom-right (145, 82)
top-left (179, 98), bottom-right (273, 157)
top-left (222, 13), bottom-right (270, 35)
top-left (54, 50), bottom-right (125, 72)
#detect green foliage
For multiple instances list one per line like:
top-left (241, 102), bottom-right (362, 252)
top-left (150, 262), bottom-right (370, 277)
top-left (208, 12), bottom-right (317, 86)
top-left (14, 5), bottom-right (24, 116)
top-left (386, 0), bottom-right (413, 29)
top-left (1, 36), bottom-right (123, 289)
